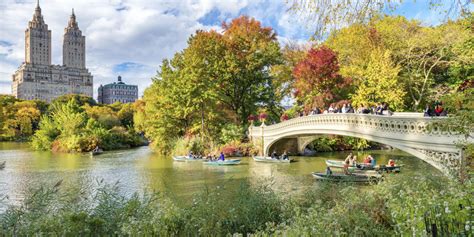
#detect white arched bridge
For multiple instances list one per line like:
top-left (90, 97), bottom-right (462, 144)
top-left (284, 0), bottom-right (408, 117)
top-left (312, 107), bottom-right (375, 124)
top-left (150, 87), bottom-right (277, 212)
top-left (248, 113), bottom-right (471, 178)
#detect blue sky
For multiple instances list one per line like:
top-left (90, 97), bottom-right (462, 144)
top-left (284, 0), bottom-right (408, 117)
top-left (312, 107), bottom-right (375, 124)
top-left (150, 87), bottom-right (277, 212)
top-left (0, 0), bottom-right (469, 98)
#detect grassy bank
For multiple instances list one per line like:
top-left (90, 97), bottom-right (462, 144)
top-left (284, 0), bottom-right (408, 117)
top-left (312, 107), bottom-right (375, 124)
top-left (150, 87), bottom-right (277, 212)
top-left (1, 174), bottom-right (471, 236)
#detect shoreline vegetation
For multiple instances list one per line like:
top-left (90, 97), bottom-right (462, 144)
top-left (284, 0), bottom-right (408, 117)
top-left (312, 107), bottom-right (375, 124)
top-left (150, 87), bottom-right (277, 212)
top-left (0, 94), bottom-right (147, 152)
top-left (0, 174), bottom-right (471, 236)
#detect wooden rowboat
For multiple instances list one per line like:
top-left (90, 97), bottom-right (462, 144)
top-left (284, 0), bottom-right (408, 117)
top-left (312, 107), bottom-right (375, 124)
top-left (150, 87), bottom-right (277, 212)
top-left (0, 161), bottom-right (5, 170)
top-left (203, 159), bottom-right (241, 166)
top-left (312, 172), bottom-right (382, 183)
top-left (173, 156), bottom-right (202, 162)
top-left (325, 160), bottom-right (401, 173)
top-left (253, 156), bottom-right (293, 163)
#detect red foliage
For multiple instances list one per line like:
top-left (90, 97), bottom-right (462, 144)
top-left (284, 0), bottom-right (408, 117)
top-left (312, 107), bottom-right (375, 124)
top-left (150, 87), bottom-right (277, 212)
top-left (280, 114), bottom-right (289, 121)
top-left (293, 46), bottom-right (352, 108)
top-left (221, 145), bottom-right (238, 156)
top-left (247, 114), bottom-right (257, 121)
top-left (259, 113), bottom-right (268, 121)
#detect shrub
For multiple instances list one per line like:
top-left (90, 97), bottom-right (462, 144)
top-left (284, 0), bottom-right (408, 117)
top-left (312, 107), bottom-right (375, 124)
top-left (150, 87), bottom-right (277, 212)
top-left (220, 124), bottom-right (243, 144)
top-left (172, 136), bottom-right (206, 155)
top-left (218, 141), bottom-right (258, 156)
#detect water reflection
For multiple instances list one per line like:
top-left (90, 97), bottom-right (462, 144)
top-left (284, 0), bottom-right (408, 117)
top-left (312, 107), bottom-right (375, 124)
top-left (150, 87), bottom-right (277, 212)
top-left (0, 142), bottom-right (442, 208)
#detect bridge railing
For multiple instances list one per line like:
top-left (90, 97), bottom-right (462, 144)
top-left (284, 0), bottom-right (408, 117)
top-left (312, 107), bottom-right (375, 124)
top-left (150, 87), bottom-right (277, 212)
top-left (249, 113), bottom-right (452, 138)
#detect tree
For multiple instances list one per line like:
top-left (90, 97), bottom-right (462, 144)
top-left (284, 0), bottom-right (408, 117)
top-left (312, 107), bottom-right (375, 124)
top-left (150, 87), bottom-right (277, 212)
top-left (399, 20), bottom-right (470, 110)
top-left (142, 16), bottom-right (282, 153)
top-left (219, 16), bottom-right (282, 124)
top-left (288, 0), bottom-right (471, 39)
top-left (270, 43), bottom-right (309, 105)
top-left (293, 46), bottom-right (352, 110)
top-left (351, 50), bottom-right (406, 110)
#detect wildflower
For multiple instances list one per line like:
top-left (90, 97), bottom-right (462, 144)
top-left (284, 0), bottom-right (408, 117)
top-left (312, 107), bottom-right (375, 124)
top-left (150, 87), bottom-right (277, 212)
top-left (444, 207), bottom-right (451, 214)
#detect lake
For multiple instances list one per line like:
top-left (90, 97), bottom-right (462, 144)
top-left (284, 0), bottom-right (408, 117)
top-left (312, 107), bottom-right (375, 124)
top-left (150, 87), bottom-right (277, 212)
top-left (0, 142), bottom-right (443, 209)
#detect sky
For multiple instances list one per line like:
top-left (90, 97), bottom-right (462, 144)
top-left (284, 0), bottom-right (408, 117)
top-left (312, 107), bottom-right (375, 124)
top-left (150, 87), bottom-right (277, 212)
top-left (0, 0), bottom-right (467, 98)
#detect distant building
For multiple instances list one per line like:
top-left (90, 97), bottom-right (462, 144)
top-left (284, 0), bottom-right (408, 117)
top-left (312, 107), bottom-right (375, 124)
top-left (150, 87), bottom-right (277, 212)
top-left (12, 1), bottom-right (93, 102)
top-left (98, 76), bottom-right (138, 104)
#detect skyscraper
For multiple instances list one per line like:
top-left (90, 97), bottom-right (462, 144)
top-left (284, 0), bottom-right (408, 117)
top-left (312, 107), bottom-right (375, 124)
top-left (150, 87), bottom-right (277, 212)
top-left (12, 1), bottom-right (93, 102)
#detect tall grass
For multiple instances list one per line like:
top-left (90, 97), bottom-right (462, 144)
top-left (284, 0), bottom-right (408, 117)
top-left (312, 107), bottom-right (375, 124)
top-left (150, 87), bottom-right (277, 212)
top-left (0, 175), bottom-right (471, 236)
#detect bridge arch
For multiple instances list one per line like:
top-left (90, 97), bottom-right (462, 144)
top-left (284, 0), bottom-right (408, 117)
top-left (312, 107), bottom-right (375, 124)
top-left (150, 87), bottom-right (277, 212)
top-left (249, 113), bottom-right (469, 178)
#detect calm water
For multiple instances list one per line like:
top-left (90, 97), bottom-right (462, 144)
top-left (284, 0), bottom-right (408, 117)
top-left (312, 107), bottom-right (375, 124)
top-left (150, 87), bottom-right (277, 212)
top-left (0, 142), bottom-right (442, 208)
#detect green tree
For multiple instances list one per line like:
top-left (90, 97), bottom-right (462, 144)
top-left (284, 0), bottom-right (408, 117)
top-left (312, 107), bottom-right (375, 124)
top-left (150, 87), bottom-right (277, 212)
top-left (351, 50), bottom-right (405, 110)
top-left (288, 0), bottom-right (470, 39)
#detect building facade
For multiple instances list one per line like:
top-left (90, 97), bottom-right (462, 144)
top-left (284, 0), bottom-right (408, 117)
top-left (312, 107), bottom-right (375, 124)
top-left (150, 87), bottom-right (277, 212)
top-left (12, 1), bottom-right (93, 102)
top-left (98, 76), bottom-right (138, 104)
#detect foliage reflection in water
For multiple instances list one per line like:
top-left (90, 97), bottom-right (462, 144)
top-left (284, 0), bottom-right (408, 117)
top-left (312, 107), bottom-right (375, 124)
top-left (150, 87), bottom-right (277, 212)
top-left (0, 142), bottom-right (442, 207)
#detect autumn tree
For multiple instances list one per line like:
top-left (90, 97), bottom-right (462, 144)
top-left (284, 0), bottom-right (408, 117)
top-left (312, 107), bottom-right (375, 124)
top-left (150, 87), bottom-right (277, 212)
top-left (142, 16), bottom-right (282, 153)
top-left (351, 50), bottom-right (406, 110)
top-left (270, 43), bottom-right (309, 104)
top-left (293, 46), bottom-right (352, 110)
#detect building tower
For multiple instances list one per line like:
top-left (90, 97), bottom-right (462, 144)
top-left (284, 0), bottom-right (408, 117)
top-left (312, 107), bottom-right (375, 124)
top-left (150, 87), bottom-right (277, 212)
top-left (63, 8), bottom-right (86, 69)
top-left (25, 0), bottom-right (51, 65)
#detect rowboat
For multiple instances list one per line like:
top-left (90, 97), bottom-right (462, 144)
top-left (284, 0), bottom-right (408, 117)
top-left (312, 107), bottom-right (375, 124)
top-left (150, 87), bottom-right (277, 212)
top-left (312, 172), bottom-right (382, 183)
top-left (203, 159), bottom-right (241, 165)
top-left (90, 149), bottom-right (104, 156)
top-left (325, 160), bottom-right (401, 173)
top-left (173, 156), bottom-right (203, 162)
top-left (0, 161), bottom-right (5, 170)
top-left (253, 156), bottom-right (293, 163)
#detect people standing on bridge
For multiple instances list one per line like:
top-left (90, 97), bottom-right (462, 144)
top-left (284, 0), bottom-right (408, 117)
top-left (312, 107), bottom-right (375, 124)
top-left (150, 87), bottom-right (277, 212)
top-left (375, 103), bottom-right (383, 115)
top-left (434, 104), bottom-right (446, 116)
top-left (328, 104), bottom-right (335, 113)
top-left (424, 104), bottom-right (433, 117)
top-left (347, 103), bottom-right (355, 113)
top-left (341, 104), bottom-right (348, 113)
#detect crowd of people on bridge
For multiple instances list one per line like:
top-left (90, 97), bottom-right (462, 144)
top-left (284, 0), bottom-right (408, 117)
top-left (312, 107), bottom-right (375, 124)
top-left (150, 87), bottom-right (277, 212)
top-left (297, 102), bottom-right (392, 118)
top-left (424, 101), bottom-right (447, 117)
top-left (277, 99), bottom-right (449, 123)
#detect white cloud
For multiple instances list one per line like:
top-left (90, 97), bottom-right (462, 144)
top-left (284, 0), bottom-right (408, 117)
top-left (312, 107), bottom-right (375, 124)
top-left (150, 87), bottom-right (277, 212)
top-left (0, 0), bottom-right (291, 98)
top-left (0, 0), bottom-right (454, 98)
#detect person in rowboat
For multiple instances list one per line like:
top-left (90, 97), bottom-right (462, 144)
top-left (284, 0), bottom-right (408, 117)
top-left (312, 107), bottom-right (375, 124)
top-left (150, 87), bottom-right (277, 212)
top-left (343, 160), bottom-right (351, 175)
top-left (271, 150), bottom-right (279, 159)
top-left (326, 166), bottom-right (333, 176)
top-left (219, 152), bottom-right (225, 161)
top-left (370, 155), bottom-right (376, 167)
top-left (344, 153), bottom-right (353, 165)
top-left (281, 151), bottom-right (289, 160)
top-left (388, 159), bottom-right (395, 167)
top-left (93, 146), bottom-right (100, 153)
top-left (350, 155), bottom-right (357, 166)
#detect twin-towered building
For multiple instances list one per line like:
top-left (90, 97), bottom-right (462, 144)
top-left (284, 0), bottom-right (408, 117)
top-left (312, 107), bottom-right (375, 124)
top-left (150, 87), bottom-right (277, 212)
top-left (12, 1), bottom-right (93, 103)
top-left (11, 1), bottom-right (138, 104)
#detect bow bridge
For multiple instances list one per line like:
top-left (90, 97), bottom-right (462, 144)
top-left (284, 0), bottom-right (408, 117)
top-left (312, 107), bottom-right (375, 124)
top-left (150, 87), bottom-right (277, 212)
top-left (248, 113), bottom-right (470, 178)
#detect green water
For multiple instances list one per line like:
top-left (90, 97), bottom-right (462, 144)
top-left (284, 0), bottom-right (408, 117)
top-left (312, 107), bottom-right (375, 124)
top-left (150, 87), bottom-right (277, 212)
top-left (0, 142), bottom-right (442, 207)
